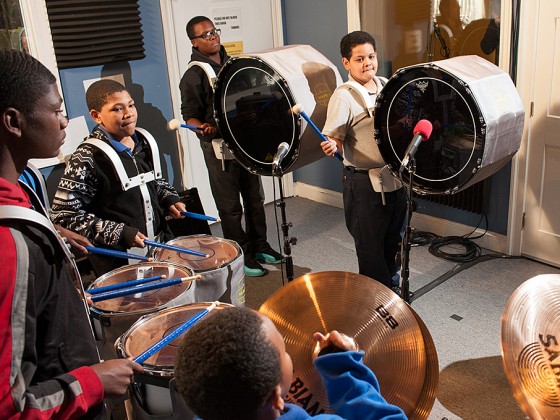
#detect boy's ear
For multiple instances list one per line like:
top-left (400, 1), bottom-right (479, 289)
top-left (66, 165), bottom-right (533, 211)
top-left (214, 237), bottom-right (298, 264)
top-left (1, 108), bottom-right (23, 137)
top-left (90, 109), bottom-right (101, 124)
top-left (269, 385), bottom-right (285, 412)
top-left (342, 57), bottom-right (350, 71)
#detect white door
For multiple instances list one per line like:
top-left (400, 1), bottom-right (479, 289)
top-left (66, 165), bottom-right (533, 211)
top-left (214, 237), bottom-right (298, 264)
top-left (520, 0), bottom-right (560, 266)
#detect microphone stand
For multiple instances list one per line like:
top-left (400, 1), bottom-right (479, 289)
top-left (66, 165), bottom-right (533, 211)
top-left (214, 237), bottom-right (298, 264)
top-left (273, 166), bottom-right (296, 282)
top-left (399, 158), bottom-right (416, 304)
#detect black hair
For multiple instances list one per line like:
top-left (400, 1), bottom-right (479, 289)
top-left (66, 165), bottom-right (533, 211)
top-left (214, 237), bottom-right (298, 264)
top-left (174, 307), bottom-right (282, 420)
top-left (86, 79), bottom-right (127, 112)
top-left (340, 31), bottom-right (377, 60)
top-left (186, 16), bottom-right (213, 40)
top-left (0, 49), bottom-right (56, 115)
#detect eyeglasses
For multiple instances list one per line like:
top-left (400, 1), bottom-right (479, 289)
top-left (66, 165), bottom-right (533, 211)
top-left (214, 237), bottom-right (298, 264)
top-left (192, 28), bottom-right (221, 40)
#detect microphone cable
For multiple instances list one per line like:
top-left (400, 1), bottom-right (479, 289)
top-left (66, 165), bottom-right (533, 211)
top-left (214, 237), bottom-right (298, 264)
top-left (427, 212), bottom-right (488, 263)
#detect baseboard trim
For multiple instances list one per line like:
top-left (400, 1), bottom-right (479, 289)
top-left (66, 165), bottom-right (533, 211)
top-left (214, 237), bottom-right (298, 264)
top-left (294, 182), bottom-right (507, 253)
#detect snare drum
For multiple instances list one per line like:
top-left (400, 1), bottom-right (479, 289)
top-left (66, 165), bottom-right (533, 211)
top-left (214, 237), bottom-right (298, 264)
top-left (88, 262), bottom-right (195, 360)
top-left (152, 235), bottom-right (245, 306)
top-left (374, 55), bottom-right (524, 194)
top-left (115, 303), bottom-right (233, 418)
top-left (214, 44), bottom-right (343, 175)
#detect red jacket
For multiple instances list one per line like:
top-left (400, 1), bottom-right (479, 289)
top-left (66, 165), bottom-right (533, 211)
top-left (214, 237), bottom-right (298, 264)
top-left (0, 177), bottom-right (104, 419)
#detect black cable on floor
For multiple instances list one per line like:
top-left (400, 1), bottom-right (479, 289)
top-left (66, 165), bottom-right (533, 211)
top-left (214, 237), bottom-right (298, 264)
top-left (428, 235), bottom-right (482, 262)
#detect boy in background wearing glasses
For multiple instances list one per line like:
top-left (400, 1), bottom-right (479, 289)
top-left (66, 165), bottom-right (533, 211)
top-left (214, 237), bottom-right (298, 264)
top-left (179, 16), bottom-right (283, 277)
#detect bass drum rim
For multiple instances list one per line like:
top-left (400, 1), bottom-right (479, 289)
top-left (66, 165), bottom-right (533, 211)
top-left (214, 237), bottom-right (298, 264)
top-left (374, 63), bottom-right (486, 195)
top-left (214, 55), bottom-right (301, 176)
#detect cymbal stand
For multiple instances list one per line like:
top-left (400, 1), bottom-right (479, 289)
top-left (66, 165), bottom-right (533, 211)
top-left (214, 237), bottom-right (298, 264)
top-left (273, 167), bottom-right (296, 282)
top-left (399, 159), bottom-right (416, 304)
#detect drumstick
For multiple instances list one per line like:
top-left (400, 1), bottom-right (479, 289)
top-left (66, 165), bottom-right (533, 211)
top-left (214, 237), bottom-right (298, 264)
top-left (85, 246), bottom-right (151, 261)
top-left (89, 275), bottom-right (201, 303)
top-left (291, 104), bottom-right (344, 161)
top-left (168, 118), bottom-right (203, 131)
top-left (133, 301), bottom-right (219, 364)
top-left (144, 239), bottom-right (209, 258)
top-left (87, 275), bottom-right (167, 295)
top-left (164, 211), bottom-right (220, 222)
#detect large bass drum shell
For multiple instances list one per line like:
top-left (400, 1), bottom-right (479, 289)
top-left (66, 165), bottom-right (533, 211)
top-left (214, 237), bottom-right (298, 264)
top-left (214, 44), bottom-right (342, 176)
top-left (374, 55), bottom-right (524, 195)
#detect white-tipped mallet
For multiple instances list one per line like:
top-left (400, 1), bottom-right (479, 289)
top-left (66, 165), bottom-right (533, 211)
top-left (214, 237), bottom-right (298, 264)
top-left (291, 104), bottom-right (343, 161)
top-left (168, 118), bottom-right (203, 132)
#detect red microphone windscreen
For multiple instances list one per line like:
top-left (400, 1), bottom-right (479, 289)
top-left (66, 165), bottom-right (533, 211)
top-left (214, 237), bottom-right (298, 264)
top-left (413, 119), bottom-right (433, 140)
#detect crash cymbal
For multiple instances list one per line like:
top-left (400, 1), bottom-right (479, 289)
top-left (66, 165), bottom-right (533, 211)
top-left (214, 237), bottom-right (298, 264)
top-left (501, 274), bottom-right (560, 419)
top-left (259, 271), bottom-right (438, 419)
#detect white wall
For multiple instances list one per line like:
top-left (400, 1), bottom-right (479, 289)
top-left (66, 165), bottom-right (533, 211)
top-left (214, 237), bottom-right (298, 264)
top-left (162, 0), bottom-right (282, 218)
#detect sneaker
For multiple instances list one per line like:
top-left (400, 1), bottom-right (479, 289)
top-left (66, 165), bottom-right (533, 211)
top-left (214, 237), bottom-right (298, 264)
top-left (255, 246), bottom-right (284, 264)
top-left (244, 257), bottom-right (267, 277)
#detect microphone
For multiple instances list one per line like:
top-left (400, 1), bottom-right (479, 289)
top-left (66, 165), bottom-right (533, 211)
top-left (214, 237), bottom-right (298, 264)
top-left (167, 118), bottom-right (203, 131)
top-left (400, 119), bottom-right (433, 172)
top-left (272, 142), bottom-right (290, 173)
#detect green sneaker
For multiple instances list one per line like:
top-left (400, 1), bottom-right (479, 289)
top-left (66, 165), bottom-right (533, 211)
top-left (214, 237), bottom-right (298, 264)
top-left (244, 257), bottom-right (267, 277)
top-left (255, 246), bottom-right (284, 264)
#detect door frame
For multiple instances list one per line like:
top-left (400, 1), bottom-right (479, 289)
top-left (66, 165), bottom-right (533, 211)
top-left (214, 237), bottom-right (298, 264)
top-left (507, 0), bottom-right (538, 257)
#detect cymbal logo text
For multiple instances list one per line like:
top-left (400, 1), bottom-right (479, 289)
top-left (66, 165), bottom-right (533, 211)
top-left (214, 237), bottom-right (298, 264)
top-left (285, 377), bottom-right (326, 415)
top-left (376, 305), bottom-right (399, 330)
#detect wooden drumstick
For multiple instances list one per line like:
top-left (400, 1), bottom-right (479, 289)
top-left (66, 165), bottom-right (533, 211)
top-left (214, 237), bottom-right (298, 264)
top-left (85, 245), bottom-right (152, 261)
top-left (87, 274), bottom-right (167, 295)
top-left (89, 274), bottom-right (201, 303)
top-left (291, 104), bottom-right (344, 161)
top-left (133, 301), bottom-right (219, 364)
top-left (144, 239), bottom-right (209, 258)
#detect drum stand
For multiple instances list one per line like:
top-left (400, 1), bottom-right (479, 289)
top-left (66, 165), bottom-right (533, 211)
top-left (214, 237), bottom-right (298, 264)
top-left (273, 168), bottom-right (296, 282)
top-left (399, 159), bottom-right (417, 304)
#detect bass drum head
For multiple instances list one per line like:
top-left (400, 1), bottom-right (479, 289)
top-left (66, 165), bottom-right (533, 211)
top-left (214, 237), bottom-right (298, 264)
top-left (214, 56), bottom-right (300, 175)
top-left (374, 62), bottom-right (485, 194)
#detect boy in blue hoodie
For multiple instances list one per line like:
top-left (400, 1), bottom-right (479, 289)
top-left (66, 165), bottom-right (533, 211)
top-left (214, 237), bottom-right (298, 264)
top-left (174, 306), bottom-right (407, 420)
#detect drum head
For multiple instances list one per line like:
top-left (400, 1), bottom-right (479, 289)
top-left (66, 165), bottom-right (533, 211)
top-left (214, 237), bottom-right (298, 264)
top-left (374, 62), bottom-right (485, 194)
top-left (88, 262), bottom-right (194, 313)
top-left (118, 303), bottom-right (233, 371)
top-left (214, 56), bottom-right (300, 175)
top-left (153, 235), bottom-right (240, 272)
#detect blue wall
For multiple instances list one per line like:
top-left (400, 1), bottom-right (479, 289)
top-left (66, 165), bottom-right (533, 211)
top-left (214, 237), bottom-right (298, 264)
top-left (283, 0), bottom-right (511, 235)
top-left (43, 0), bottom-right (182, 199)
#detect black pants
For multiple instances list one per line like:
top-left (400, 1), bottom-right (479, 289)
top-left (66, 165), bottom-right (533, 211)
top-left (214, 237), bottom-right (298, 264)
top-left (343, 167), bottom-right (407, 287)
top-left (200, 140), bottom-right (268, 257)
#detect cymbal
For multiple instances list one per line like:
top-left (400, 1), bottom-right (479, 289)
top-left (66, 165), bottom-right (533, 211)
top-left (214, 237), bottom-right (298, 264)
top-left (258, 271), bottom-right (438, 418)
top-left (501, 274), bottom-right (560, 419)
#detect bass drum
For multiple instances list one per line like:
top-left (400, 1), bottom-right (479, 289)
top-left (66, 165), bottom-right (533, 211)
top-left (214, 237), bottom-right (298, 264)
top-left (214, 44), bottom-right (342, 176)
top-left (374, 55), bottom-right (524, 194)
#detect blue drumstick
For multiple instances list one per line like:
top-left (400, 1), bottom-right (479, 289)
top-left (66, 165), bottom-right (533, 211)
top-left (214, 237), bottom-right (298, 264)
top-left (89, 275), bottom-right (200, 303)
top-left (168, 118), bottom-right (203, 131)
top-left (180, 211), bottom-right (220, 222)
top-left (165, 211), bottom-right (220, 222)
top-left (144, 239), bottom-right (209, 258)
top-left (87, 275), bottom-right (166, 295)
top-left (291, 104), bottom-right (344, 161)
top-left (134, 301), bottom-right (219, 364)
top-left (85, 246), bottom-right (150, 261)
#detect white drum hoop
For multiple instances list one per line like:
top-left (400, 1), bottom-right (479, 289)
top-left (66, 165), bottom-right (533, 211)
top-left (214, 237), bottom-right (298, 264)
top-left (214, 44), bottom-right (343, 176)
top-left (374, 55), bottom-right (524, 194)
